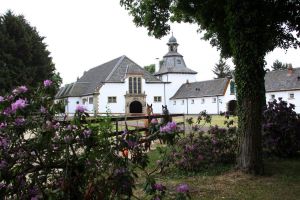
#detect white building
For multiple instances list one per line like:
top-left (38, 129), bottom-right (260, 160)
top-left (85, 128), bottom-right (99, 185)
top-left (55, 35), bottom-right (300, 115)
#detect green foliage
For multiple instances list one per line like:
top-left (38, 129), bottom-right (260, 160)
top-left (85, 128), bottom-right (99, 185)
top-left (212, 58), bottom-right (231, 79)
top-left (144, 64), bottom-right (156, 74)
top-left (263, 98), bottom-right (300, 157)
top-left (271, 59), bottom-right (290, 71)
top-left (120, 0), bottom-right (300, 173)
top-left (172, 113), bottom-right (237, 172)
top-left (0, 10), bottom-right (60, 95)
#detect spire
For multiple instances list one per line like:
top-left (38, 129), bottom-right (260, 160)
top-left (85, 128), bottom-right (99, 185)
top-left (167, 33), bottom-right (178, 52)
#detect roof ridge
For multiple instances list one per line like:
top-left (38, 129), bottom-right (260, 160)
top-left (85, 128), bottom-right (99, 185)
top-left (105, 55), bottom-right (126, 82)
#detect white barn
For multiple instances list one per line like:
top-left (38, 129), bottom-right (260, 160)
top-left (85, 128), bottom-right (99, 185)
top-left (55, 35), bottom-right (300, 115)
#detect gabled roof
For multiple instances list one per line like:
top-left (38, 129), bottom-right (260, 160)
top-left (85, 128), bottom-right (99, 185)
top-left (265, 67), bottom-right (300, 92)
top-left (56, 55), bottom-right (162, 98)
top-left (170, 78), bottom-right (229, 99)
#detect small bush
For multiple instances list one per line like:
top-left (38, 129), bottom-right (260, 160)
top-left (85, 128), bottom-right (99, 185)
top-left (263, 98), bottom-right (300, 157)
top-left (171, 112), bottom-right (238, 172)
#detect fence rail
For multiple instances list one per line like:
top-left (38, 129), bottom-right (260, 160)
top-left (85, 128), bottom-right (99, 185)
top-left (56, 113), bottom-right (186, 137)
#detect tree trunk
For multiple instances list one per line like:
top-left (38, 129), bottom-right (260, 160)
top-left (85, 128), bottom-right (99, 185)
top-left (230, 0), bottom-right (267, 175)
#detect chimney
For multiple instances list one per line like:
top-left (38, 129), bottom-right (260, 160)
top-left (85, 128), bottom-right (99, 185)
top-left (287, 64), bottom-right (293, 76)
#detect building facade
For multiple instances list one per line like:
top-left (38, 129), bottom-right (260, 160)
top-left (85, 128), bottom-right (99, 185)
top-left (56, 35), bottom-right (300, 115)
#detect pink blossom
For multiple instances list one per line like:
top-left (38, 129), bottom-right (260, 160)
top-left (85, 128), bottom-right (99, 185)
top-left (43, 80), bottom-right (53, 87)
top-left (14, 117), bottom-right (26, 126)
top-left (11, 99), bottom-right (27, 112)
top-left (0, 122), bottom-right (7, 129)
top-left (0, 96), bottom-right (4, 102)
top-left (40, 106), bottom-right (47, 113)
top-left (151, 118), bottom-right (158, 124)
top-left (75, 105), bottom-right (86, 113)
top-left (12, 86), bottom-right (28, 95)
top-left (176, 183), bottom-right (189, 193)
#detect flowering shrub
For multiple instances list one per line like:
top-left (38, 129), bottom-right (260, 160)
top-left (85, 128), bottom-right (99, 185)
top-left (263, 98), bottom-right (300, 157)
top-left (0, 81), bottom-right (189, 199)
top-left (171, 112), bottom-right (237, 172)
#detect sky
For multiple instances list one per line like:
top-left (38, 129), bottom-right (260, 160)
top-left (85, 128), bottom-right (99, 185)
top-left (1, 0), bottom-right (300, 85)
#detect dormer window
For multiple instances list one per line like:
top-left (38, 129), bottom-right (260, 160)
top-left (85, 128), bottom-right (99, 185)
top-left (129, 77), bottom-right (142, 94)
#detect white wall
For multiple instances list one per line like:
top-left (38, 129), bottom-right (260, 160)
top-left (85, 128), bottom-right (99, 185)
top-left (81, 95), bottom-right (94, 113)
top-left (169, 96), bottom-right (227, 115)
top-left (143, 82), bottom-right (165, 114)
top-left (266, 90), bottom-right (300, 113)
top-left (98, 78), bottom-right (166, 114)
top-left (98, 82), bottom-right (127, 113)
top-left (66, 97), bottom-right (81, 115)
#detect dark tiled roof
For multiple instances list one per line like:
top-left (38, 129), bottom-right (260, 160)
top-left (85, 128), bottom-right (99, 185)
top-left (56, 55), bottom-right (161, 98)
top-left (265, 68), bottom-right (300, 92)
top-left (170, 78), bottom-right (229, 99)
top-left (155, 52), bottom-right (197, 75)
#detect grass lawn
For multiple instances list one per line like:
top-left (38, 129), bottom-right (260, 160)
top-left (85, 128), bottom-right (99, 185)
top-left (135, 147), bottom-right (300, 200)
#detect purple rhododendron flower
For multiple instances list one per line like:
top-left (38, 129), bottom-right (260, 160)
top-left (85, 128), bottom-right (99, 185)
top-left (64, 135), bottom-right (72, 143)
top-left (52, 122), bottom-right (60, 130)
top-left (11, 99), bottom-right (27, 112)
top-left (43, 80), bottom-right (53, 87)
top-left (153, 183), bottom-right (165, 191)
top-left (151, 118), bottom-right (158, 124)
top-left (176, 183), bottom-right (189, 193)
top-left (83, 129), bottom-right (92, 138)
top-left (0, 160), bottom-right (8, 169)
top-left (12, 86), bottom-right (28, 95)
top-left (2, 107), bottom-right (12, 116)
top-left (40, 106), bottom-right (47, 113)
top-left (160, 121), bottom-right (177, 133)
top-left (0, 137), bottom-right (9, 149)
top-left (0, 122), bottom-right (7, 129)
top-left (14, 117), bottom-right (26, 126)
top-left (0, 96), bottom-right (4, 102)
top-left (75, 105), bottom-right (86, 113)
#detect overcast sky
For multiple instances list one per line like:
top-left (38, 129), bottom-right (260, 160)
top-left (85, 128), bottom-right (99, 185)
top-left (1, 0), bottom-right (300, 85)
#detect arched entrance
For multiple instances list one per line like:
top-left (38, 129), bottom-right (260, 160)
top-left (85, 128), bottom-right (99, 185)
top-left (129, 101), bottom-right (143, 113)
top-left (227, 100), bottom-right (237, 115)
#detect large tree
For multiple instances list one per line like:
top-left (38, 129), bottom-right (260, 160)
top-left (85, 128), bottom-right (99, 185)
top-left (0, 11), bottom-right (57, 95)
top-left (120, 0), bottom-right (300, 174)
top-left (212, 58), bottom-right (231, 79)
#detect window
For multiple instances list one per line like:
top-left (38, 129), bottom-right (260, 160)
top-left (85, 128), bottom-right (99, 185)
top-left (201, 98), bottom-right (205, 104)
top-left (154, 96), bottom-right (162, 102)
top-left (230, 81), bottom-right (235, 95)
top-left (289, 93), bottom-right (295, 99)
top-left (89, 97), bottom-right (93, 104)
top-left (129, 77), bottom-right (142, 94)
top-left (173, 101), bottom-right (176, 105)
top-left (181, 100), bottom-right (184, 105)
top-left (82, 98), bottom-right (87, 105)
top-left (212, 98), bottom-right (216, 103)
top-left (191, 99), bottom-right (194, 104)
top-left (177, 59), bottom-right (181, 64)
top-left (270, 94), bottom-right (275, 100)
top-left (108, 96), bottom-right (117, 103)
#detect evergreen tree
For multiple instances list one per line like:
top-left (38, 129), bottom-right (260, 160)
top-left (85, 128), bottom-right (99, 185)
top-left (271, 60), bottom-right (289, 71)
top-left (0, 11), bottom-right (58, 95)
top-left (120, 0), bottom-right (300, 174)
top-left (144, 64), bottom-right (155, 74)
top-left (212, 59), bottom-right (231, 79)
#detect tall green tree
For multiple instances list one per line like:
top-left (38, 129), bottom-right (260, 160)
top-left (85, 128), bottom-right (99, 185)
top-left (0, 11), bottom-right (58, 95)
top-left (271, 59), bottom-right (289, 71)
top-left (212, 59), bottom-right (231, 79)
top-left (120, 0), bottom-right (300, 174)
top-left (144, 64), bottom-right (155, 74)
